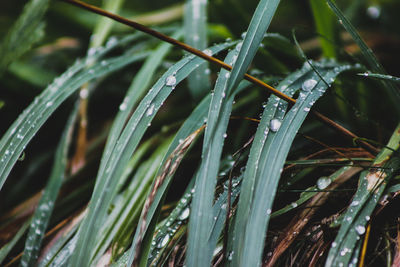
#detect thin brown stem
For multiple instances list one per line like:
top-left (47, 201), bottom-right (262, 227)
top-left (60, 0), bottom-right (379, 155)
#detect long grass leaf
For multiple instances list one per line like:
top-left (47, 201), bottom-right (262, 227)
top-left (357, 72), bottom-right (400, 83)
top-left (309, 0), bottom-right (337, 58)
top-left (0, 0), bottom-right (49, 74)
top-left (232, 60), bottom-right (358, 266)
top-left (186, 48), bottom-right (245, 267)
top-left (325, 123), bottom-right (400, 266)
top-left (70, 42), bottom-right (233, 267)
top-left (19, 103), bottom-right (78, 266)
top-left (0, 218), bottom-right (31, 264)
top-left (0, 33), bottom-right (148, 190)
top-left (184, 0), bottom-right (210, 100)
top-left (227, 0), bottom-right (280, 91)
top-left (326, 0), bottom-right (400, 114)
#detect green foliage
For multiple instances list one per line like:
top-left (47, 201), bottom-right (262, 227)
top-left (1, 0), bottom-right (400, 266)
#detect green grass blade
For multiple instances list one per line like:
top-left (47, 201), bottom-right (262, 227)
top-left (227, 0), bottom-right (280, 91)
top-left (19, 103), bottom-right (78, 267)
top-left (0, 218), bottom-right (31, 264)
top-left (184, 0), bottom-right (210, 100)
top-left (325, 123), bottom-right (400, 267)
top-left (186, 48), bottom-right (243, 267)
top-left (0, 34), bottom-right (148, 191)
top-left (69, 42), bottom-right (233, 267)
top-left (96, 30), bottom-right (181, 191)
top-left (89, 0), bottom-right (125, 48)
top-left (326, 0), bottom-right (400, 114)
top-left (0, 0), bottom-right (49, 74)
top-left (309, 0), bottom-right (337, 58)
top-left (126, 94), bottom-right (212, 267)
top-left (232, 60), bottom-right (357, 266)
top-left (357, 72), bottom-right (400, 83)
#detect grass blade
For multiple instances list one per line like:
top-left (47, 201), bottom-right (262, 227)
top-left (186, 48), bottom-right (245, 267)
top-left (69, 42), bottom-right (233, 267)
top-left (309, 0), bottom-right (337, 58)
top-left (326, 0), bottom-right (400, 114)
top-left (0, 0), bottom-right (49, 74)
top-left (0, 33), bottom-right (149, 191)
top-left (232, 60), bottom-right (358, 266)
top-left (184, 0), bottom-right (210, 100)
top-left (325, 123), bottom-right (400, 266)
top-left (357, 72), bottom-right (400, 83)
top-left (0, 218), bottom-right (31, 264)
top-left (19, 103), bottom-right (78, 266)
top-left (227, 0), bottom-right (280, 91)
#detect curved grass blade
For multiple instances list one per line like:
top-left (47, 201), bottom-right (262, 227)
top-left (0, 0), bottom-right (49, 74)
top-left (0, 218), bottom-right (31, 265)
top-left (96, 30), bottom-right (182, 193)
top-left (232, 60), bottom-right (358, 266)
top-left (325, 123), bottom-right (400, 267)
top-left (326, 0), bottom-right (400, 114)
top-left (184, 0), bottom-right (210, 100)
top-left (357, 72), bottom-right (400, 83)
top-left (19, 103), bottom-right (78, 267)
top-left (186, 48), bottom-right (245, 267)
top-left (227, 0), bottom-right (280, 91)
top-left (0, 33), bottom-right (149, 190)
top-left (69, 42), bottom-right (234, 267)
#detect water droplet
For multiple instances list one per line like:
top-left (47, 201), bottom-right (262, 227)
top-left (80, 89), bottom-right (89, 99)
top-left (46, 101), bottom-right (53, 107)
top-left (365, 216), bottom-right (370, 221)
top-left (165, 75), bottom-right (177, 86)
top-left (291, 202), bottom-right (298, 208)
top-left (355, 225), bottom-right (366, 235)
top-left (350, 200), bottom-right (360, 206)
top-left (302, 79), bottom-right (317, 91)
top-left (101, 60), bottom-right (107, 66)
top-left (269, 119), bottom-right (281, 132)
top-left (146, 104), bottom-right (155, 116)
top-left (179, 208), bottom-right (190, 220)
top-left (303, 107), bottom-right (311, 112)
top-left (266, 209), bottom-right (272, 215)
top-left (106, 36), bottom-right (118, 47)
top-left (241, 32), bottom-right (247, 39)
top-left (204, 68), bottom-right (211, 75)
top-left (203, 49), bottom-right (212, 56)
top-left (157, 235), bottom-right (170, 248)
top-left (316, 177), bottom-right (331, 189)
top-left (332, 242), bottom-right (337, 247)
top-left (119, 102), bottom-right (127, 111)
top-left (367, 6), bottom-right (381, 19)
top-left (228, 251), bottom-right (234, 261)
top-left (235, 42), bottom-right (243, 51)
top-left (223, 133), bottom-right (227, 138)
top-left (87, 47), bottom-right (97, 57)
top-left (225, 72), bottom-right (230, 78)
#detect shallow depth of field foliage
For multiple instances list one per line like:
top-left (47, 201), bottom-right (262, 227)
top-left (1, 0), bottom-right (400, 266)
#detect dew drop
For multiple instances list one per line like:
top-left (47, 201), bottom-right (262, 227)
top-left (316, 177), bottom-right (331, 190)
top-left (355, 225), bottom-right (366, 235)
top-left (302, 79), bottom-right (317, 91)
top-left (203, 49), bottom-right (212, 56)
top-left (119, 102), bottom-right (127, 111)
top-left (46, 101), bottom-right (53, 107)
top-left (157, 235), bottom-right (170, 248)
top-left (350, 200), bottom-right (360, 206)
top-left (146, 104), bottom-right (155, 116)
top-left (303, 107), bottom-right (311, 112)
top-left (204, 68), bottom-right (211, 75)
top-left (269, 119), bottom-right (281, 132)
top-left (291, 202), bottom-right (298, 208)
top-left (266, 209), bottom-right (272, 215)
top-left (165, 75), bottom-right (177, 86)
top-left (80, 89), bottom-right (89, 99)
top-left (106, 36), bottom-right (118, 47)
top-left (332, 242), bottom-right (337, 248)
top-left (235, 42), bottom-right (243, 51)
top-left (179, 207), bottom-right (190, 220)
top-left (223, 133), bottom-right (227, 138)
